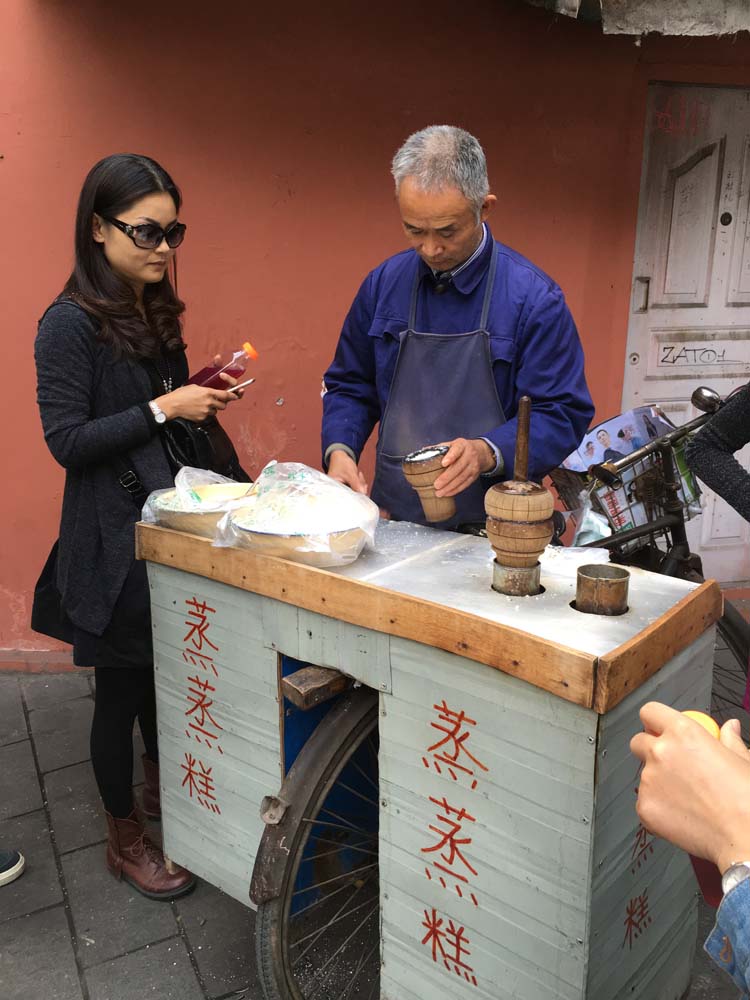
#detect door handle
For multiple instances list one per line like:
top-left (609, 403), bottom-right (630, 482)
top-left (633, 277), bottom-right (650, 312)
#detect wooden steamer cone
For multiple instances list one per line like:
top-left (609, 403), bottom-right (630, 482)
top-left (402, 445), bottom-right (456, 523)
top-left (485, 396), bottom-right (554, 596)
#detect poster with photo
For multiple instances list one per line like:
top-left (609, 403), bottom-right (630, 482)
top-left (562, 406), bottom-right (674, 472)
top-left (561, 405), bottom-right (701, 531)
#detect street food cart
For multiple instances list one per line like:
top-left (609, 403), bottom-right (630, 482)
top-left (136, 519), bottom-right (721, 1000)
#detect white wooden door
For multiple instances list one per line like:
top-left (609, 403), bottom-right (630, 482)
top-left (623, 83), bottom-right (750, 582)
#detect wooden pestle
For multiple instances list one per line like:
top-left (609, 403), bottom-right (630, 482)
top-left (485, 395), bottom-right (555, 571)
top-left (514, 395), bottom-right (531, 481)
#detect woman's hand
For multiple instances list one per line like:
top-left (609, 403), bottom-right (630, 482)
top-left (213, 354), bottom-right (245, 397)
top-left (155, 384), bottom-right (239, 422)
top-left (630, 702), bottom-right (750, 870)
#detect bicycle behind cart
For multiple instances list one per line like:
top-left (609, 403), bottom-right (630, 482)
top-left (549, 385), bottom-right (750, 729)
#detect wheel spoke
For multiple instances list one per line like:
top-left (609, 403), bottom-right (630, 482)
top-left (337, 939), bottom-right (380, 1000)
top-left (292, 887), bottom-right (378, 964)
top-left (319, 806), bottom-right (373, 835)
top-left (348, 756), bottom-right (379, 795)
top-left (302, 817), bottom-right (371, 837)
top-left (333, 779), bottom-right (379, 809)
top-left (305, 902), bottom-right (380, 1000)
top-left (290, 877), bottom-right (358, 920)
top-left (300, 837), bottom-right (378, 863)
top-left (292, 862), bottom-right (378, 897)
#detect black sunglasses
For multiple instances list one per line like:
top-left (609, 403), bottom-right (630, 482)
top-left (102, 216), bottom-right (187, 250)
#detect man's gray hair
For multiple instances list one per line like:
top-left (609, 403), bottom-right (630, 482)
top-left (391, 126), bottom-right (490, 211)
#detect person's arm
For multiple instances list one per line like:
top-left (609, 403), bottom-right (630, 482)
top-left (631, 702), bottom-right (750, 995)
top-left (35, 304), bottom-right (236, 470)
top-left (488, 285), bottom-right (594, 482)
top-left (35, 305), bottom-right (158, 469)
top-left (686, 385), bottom-right (750, 523)
top-left (321, 273), bottom-right (383, 491)
top-left (705, 878), bottom-right (750, 997)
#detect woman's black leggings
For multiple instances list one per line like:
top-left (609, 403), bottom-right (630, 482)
top-left (90, 666), bottom-right (159, 818)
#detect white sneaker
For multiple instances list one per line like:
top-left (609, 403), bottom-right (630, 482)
top-left (0, 849), bottom-right (25, 886)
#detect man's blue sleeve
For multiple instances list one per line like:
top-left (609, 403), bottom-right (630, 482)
top-left (705, 880), bottom-right (750, 997)
top-left (321, 273), bottom-right (382, 465)
top-left (486, 285), bottom-right (594, 481)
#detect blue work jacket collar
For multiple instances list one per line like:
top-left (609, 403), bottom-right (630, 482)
top-left (416, 223), bottom-right (496, 296)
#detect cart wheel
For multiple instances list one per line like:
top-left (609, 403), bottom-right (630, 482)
top-left (255, 688), bottom-right (380, 1000)
top-left (712, 600), bottom-right (750, 739)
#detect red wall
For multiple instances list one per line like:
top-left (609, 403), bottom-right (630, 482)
top-left (3, 0), bottom-right (750, 667)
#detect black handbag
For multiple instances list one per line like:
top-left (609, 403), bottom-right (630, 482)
top-left (159, 414), bottom-right (250, 482)
top-left (141, 359), bottom-right (250, 483)
top-left (31, 540), bottom-right (75, 643)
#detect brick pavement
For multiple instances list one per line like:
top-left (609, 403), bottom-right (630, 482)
top-left (0, 673), bottom-right (261, 1000)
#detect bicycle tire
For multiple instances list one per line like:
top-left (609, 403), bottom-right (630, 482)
top-left (712, 599), bottom-right (750, 731)
top-left (256, 689), bottom-right (380, 1000)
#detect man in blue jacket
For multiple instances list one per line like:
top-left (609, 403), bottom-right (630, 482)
top-left (322, 125), bottom-right (594, 528)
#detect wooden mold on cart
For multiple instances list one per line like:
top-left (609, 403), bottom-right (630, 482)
top-left (136, 519), bottom-right (721, 1000)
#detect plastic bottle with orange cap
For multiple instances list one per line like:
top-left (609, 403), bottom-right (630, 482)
top-left (187, 342), bottom-right (259, 390)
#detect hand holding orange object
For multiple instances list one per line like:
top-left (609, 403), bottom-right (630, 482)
top-left (631, 701), bottom-right (750, 876)
top-left (682, 710), bottom-right (721, 739)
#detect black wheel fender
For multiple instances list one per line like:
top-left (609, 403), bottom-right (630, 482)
top-left (250, 686), bottom-right (378, 906)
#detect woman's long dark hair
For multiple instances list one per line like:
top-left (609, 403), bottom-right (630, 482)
top-left (63, 153), bottom-right (186, 359)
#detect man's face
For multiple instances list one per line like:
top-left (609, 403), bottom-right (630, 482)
top-left (597, 430), bottom-right (611, 447)
top-left (397, 176), bottom-right (495, 272)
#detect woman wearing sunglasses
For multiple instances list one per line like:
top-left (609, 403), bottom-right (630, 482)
top-left (33, 154), bottom-right (242, 901)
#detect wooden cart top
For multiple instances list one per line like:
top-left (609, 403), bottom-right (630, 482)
top-left (136, 520), bottom-right (721, 713)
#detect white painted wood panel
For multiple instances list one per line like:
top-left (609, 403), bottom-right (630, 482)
top-left (585, 629), bottom-right (714, 998)
top-left (149, 564), bottom-right (280, 905)
top-left (260, 595), bottom-right (392, 691)
top-left (379, 638), bottom-right (597, 999)
top-left (624, 83), bottom-right (750, 580)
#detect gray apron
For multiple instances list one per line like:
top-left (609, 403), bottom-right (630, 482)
top-left (371, 249), bottom-right (506, 528)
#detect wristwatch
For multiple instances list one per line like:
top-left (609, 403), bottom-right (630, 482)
top-left (721, 861), bottom-right (750, 896)
top-left (148, 400), bottom-right (167, 425)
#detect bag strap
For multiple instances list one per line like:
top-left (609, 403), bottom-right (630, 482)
top-left (113, 456), bottom-right (149, 507)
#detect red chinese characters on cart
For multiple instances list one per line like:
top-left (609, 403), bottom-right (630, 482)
top-left (422, 700), bottom-right (489, 789)
top-left (623, 890), bottom-right (652, 950)
top-left (180, 597), bottom-right (225, 815)
top-left (419, 700), bottom-right (489, 987)
top-left (623, 769), bottom-right (656, 949)
top-left (422, 796), bottom-right (479, 908)
top-left (630, 823), bottom-right (654, 875)
top-left (422, 907), bottom-right (478, 987)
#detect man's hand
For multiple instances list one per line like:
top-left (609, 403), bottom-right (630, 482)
top-left (327, 450), bottom-right (369, 494)
top-left (433, 438), bottom-right (495, 497)
top-left (630, 701), bottom-right (750, 870)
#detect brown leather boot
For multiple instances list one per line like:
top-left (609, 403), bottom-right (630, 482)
top-left (105, 809), bottom-right (195, 900)
top-left (141, 754), bottom-right (161, 820)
